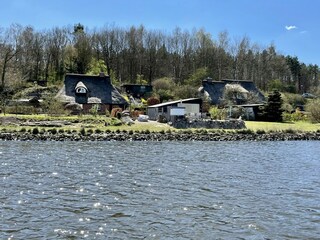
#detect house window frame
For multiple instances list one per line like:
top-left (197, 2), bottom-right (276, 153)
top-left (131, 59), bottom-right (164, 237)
top-left (76, 87), bottom-right (87, 94)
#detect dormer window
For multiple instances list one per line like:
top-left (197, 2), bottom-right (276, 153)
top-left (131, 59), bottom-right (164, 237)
top-left (76, 87), bottom-right (87, 94)
top-left (75, 81), bottom-right (88, 95)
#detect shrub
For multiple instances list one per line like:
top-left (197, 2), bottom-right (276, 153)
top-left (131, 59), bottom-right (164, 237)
top-left (256, 129), bottom-right (266, 134)
top-left (32, 127), bottom-right (39, 134)
top-left (95, 129), bottom-right (102, 134)
top-left (282, 111), bottom-right (307, 122)
top-left (49, 128), bottom-right (57, 134)
top-left (306, 99), bottom-right (320, 123)
top-left (236, 129), bottom-right (254, 134)
top-left (147, 96), bottom-right (160, 106)
top-left (283, 128), bottom-right (296, 134)
top-left (6, 105), bottom-right (39, 115)
top-left (80, 128), bottom-right (86, 136)
top-left (209, 106), bottom-right (227, 120)
top-left (111, 108), bottom-right (122, 118)
top-left (89, 104), bottom-right (100, 117)
top-left (20, 128), bottom-right (26, 132)
top-left (42, 94), bottom-right (68, 116)
top-left (144, 129), bottom-right (150, 134)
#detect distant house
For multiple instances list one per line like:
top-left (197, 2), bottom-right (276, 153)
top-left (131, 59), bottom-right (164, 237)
top-left (121, 84), bottom-right (153, 98)
top-left (147, 98), bottom-right (202, 122)
top-left (199, 78), bottom-right (265, 106)
top-left (56, 73), bottom-right (128, 113)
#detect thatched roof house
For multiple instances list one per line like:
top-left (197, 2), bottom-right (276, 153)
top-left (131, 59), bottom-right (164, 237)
top-left (56, 73), bottom-right (128, 113)
top-left (199, 78), bottom-right (265, 105)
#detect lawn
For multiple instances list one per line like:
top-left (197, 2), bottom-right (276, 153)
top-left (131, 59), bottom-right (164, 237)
top-left (1, 114), bottom-right (320, 133)
top-left (245, 121), bottom-right (320, 132)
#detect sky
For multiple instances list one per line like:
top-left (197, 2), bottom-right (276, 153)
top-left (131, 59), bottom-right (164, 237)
top-left (1, 0), bottom-right (319, 66)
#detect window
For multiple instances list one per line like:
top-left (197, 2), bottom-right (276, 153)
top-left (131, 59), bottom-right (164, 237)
top-left (76, 87), bottom-right (87, 94)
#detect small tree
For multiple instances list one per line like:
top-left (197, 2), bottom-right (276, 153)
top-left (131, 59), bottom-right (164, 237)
top-left (147, 96), bottom-right (160, 106)
top-left (89, 104), bottom-right (100, 117)
top-left (261, 90), bottom-right (283, 122)
top-left (306, 99), bottom-right (320, 123)
top-left (209, 106), bottom-right (227, 120)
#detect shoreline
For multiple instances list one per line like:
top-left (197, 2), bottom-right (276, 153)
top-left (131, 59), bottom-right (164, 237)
top-left (1, 131), bottom-right (320, 141)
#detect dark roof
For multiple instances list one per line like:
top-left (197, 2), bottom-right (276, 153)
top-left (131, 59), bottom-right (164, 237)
top-left (56, 73), bottom-right (128, 105)
top-left (121, 84), bottom-right (153, 97)
top-left (200, 79), bottom-right (265, 105)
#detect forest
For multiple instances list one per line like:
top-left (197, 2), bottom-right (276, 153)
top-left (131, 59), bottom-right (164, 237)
top-left (0, 23), bottom-right (319, 99)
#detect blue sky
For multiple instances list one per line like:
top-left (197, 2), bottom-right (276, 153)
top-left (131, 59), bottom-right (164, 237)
top-left (1, 0), bottom-right (319, 66)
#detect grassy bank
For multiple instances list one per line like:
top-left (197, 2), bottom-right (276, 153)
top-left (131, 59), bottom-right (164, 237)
top-left (1, 114), bottom-right (320, 133)
top-left (245, 121), bottom-right (320, 132)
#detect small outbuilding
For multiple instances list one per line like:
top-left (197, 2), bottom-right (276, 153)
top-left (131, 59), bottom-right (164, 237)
top-left (147, 98), bottom-right (202, 122)
top-left (56, 73), bottom-right (128, 114)
top-left (121, 84), bottom-right (153, 98)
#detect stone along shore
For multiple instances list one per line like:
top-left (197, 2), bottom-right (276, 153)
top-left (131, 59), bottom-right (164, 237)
top-left (1, 130), bottom-right (320, 141)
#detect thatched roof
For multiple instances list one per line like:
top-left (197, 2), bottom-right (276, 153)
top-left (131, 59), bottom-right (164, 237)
top-left (56, 73), bottom-right (128, 105)
top-left (200, 78), bottom-right (265, 105)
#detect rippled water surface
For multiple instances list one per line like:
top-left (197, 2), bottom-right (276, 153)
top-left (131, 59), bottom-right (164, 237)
top-left (1, 141), bottom-right (320, 239)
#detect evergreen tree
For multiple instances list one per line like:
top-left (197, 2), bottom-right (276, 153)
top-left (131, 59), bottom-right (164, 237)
top-left (263, 90), bottom-right (283, 122)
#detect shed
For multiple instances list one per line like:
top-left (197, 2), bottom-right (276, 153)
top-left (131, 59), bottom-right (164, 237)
top-left (56, 73), bottom-right (128, 113)
top-left (121, 84), bottom-right (153, 98)
top-left (147, 98), bottom-right (202, 122)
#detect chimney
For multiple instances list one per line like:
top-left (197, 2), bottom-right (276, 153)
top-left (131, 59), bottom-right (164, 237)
top-left (206, 77), bottom-right (212, 83)
top-left (202, 77), bottom-right (213, 85)
top-left (99, 72), bottom-right (106, 77)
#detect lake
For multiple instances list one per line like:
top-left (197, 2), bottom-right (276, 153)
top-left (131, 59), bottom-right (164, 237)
top-left (0, 141), bottom-right (319, 239)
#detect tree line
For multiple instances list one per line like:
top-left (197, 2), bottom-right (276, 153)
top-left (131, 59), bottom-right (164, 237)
top-left (1, 23), bottom-right (319, 94)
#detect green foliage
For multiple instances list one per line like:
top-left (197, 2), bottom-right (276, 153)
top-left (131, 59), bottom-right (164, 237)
top-left (186, 67), bottom-right (209, 87)
top-left (152, 77), bottom-right (175, 100)
top-left (305, 99), bottom-right (320, 123)
top-left (80, 128), bottom-right (86, 135)
top-left (42, 94), bottom-right (68, 116)
top-left (156, 89), bottom-right (174, 102)
top-left (282, 111), bottom-right (307, 122)
top-left (87, 58), bottom-right (108, 75)
top-left (209, 106), bottom-right (227, 120)
top-left (267, 79), bottom-right (285, 91)
top-left (282, 93), bottom-right (306, 111)
top-left (89, 104), bottom-right (100, 117)
top-left (256, 129), bottom-right (266, 134)
top-left (136, 74), bottom-right (148, 85)
top-left (48, 128), bottom-right (57, 134)
top-left (259, 90), bottom-right (283, 122)
top-left (32, 127), bottom-right (39, 134)
top-left (5, 106), bottom-right (39, 115)
top-left (173, 85), bottom-right (198, 99)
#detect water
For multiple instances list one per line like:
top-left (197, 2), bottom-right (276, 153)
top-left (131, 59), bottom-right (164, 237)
top-left (0, 141), bottom-right (319, 239)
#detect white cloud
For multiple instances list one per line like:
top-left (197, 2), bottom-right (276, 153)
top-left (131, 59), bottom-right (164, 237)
top-left (285, 25), bottom-right (297, 30)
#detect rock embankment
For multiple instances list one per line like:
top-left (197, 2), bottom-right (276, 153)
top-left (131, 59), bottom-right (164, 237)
top-left (1, 131), bottom-right (320, 141)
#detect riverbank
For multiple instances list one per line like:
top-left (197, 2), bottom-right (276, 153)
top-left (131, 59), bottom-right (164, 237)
top-left (1, 130), bottom-right (320, 141)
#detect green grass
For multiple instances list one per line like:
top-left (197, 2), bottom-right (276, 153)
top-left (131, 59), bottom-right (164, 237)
top-left (245, 121), bottom-right (320, 132)
top-left (1, 114), bottom-right (320, 133)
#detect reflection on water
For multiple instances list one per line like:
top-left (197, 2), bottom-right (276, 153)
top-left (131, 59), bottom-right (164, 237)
top-left (0, 141), bottom-right (320, 239)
